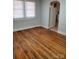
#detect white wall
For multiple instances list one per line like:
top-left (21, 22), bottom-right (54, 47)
top-left (13, 0), bottom-right (41, 31)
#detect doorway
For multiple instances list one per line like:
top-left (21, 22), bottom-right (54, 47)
top-left (49, 1), bottom-right (60, 32)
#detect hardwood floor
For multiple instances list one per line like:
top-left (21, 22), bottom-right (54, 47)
top-left (13, 27), bottom-right (66, 59)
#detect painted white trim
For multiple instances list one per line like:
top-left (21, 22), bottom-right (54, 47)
top-left (57, 31), bottom-right (66, 36)
top-left (48, 27), bottom-right (66, 36)
top-left (41, 25), bottom-right (49, 29)
top-left (13, 25), bottom-right (41, 32)
top-left (13, 25), bottom-right (66, 36)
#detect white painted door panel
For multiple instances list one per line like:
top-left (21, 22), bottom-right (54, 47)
top-left (49, 6), bottom-right (56, 28)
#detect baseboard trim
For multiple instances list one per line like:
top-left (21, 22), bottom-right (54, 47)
top-left (41, 25), bottom-right (49, 29)
top-left (57, 31), bottom-right (66, 36)
top-left (13, 25), bottom-right (66, 36)
top-left (13, 25), bottom-right (41, 32)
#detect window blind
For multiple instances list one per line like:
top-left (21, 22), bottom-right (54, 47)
top-left (13, 0), bottom-right (35, 18)
top-left (13, 0), bottom-right (24, 18)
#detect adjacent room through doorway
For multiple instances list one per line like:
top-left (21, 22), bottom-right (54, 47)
top-left (49, 1), bottom-right (60, 32)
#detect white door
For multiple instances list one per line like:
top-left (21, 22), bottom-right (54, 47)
top-left (49, 5), bottom-right (57, 28)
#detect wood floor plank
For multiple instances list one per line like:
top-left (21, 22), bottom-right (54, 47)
top-left (13, 27), bottom-right (66, 59)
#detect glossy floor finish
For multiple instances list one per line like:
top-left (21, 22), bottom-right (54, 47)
top-left (13, 27), bottom-right (66, 59)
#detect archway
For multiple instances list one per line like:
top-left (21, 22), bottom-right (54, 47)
top-left (49, 1), bottom-right (60, 32)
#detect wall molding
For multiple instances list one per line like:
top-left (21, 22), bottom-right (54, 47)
top-left (13, 25), bottom-right (66, 36)
top-left (57, 31), bottom-right (66, 36)
top-left (13, 25), bottom-right (41, 32)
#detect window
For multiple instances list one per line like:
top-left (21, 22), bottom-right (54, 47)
top-left (13, 0), bottom-right (24, 18)
top-left (13, 0), bottom-right (35, 18)
top-left (25, 2), bottom-right (35, 17)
